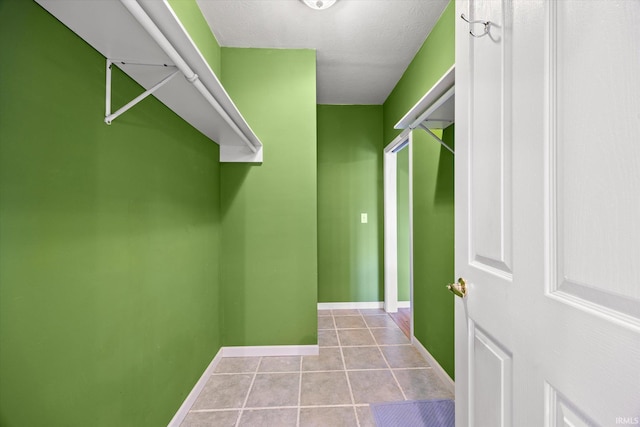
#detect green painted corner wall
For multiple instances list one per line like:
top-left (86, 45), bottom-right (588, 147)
top-left (317, 105), bottom-right (384, 303)
top-left (0, 2), bottom-right (222, 426)
top-left (220, 48), bottom-right (318, 346)
top-left (412, 126), bottom-right (455, 378)
top-left (167, 0), bottom-right (222, 77)
top-left (396, 147), bottom-right (411, 302)
top-left (382, 0), bottom-right (455, 378)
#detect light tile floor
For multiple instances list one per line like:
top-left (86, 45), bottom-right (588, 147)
top-left (181, 308), bottom-right (453, 427)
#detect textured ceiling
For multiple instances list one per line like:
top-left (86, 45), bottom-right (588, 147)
top-left (196, 0), bottom-right (449, 105)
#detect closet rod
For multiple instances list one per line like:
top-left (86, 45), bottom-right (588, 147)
top-left (119, 0), bottom-right (258, 153)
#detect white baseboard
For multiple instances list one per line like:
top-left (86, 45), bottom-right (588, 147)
top-left (221, 345), bottom-right (319, 357)
top-left (398, 301), bottom-right (410, 308)
top-left (412, 336), bottom-right (455, 395)
top-left (167, 348), bottom-right (223, 427)
top-left (317, 302), bottom-right (383, 310)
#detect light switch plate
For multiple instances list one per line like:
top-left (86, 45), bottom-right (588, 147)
top-left (361, 213), bottom-right (368, 223)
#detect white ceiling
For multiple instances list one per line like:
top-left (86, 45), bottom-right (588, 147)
top-left (196, 0), bottom-right (449, 105)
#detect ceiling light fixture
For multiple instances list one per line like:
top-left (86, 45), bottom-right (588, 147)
top-left (301, 0), bottom-right (337, 11)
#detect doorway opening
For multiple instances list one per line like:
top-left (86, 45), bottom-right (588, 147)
top-left (383, 65), bottom-right (455, 344)
top-left (383, 130), bottom-right (414, 337)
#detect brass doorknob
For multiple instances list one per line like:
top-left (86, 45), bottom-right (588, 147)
top-left (447, 278), bottom-right (467, 298)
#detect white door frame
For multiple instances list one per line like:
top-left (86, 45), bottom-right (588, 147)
top-left (383, 130), bottom-right (413, 331)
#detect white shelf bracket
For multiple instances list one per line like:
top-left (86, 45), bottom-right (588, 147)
top-left (416, 123), bottom-right (455, 155)
top-left (105, 59), bottom-right (179, 125)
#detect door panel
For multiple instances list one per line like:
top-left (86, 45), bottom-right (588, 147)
top-left (471, 324), bottom-right (512, 427)
top-left (546, 384), bottom-right (600, 427)
top-left (456, 1), bottom-right (640, 426)
top-left (550, 0), bottom-right (640, 323)
top-left (469, 0), bottom-right (512, 276)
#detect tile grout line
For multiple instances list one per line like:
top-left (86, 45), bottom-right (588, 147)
top-left (191, 403), bottom-right (370, 413)
top-left (349, 313), bottom-right (364, 427)
top-left (234, 357), bottom-right (262, 427)
top-left (296, 355), bottom-right (303, 427)
top-left (318, 330), bottom-right (397, 331)
top-left (333, 311), bottom-right (361, 427)
top-left (366, 315), bottom-right (409, 401)
top-left (214, 366), bottom-right (431, 375)
top-left (300, 343), bottom-right (413, 348)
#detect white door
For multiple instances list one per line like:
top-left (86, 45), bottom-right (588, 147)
top-left (455, 1), bottom-right (640, 426)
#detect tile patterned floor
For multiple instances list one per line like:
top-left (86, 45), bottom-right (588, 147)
top-left (181, 308), bottom-right (453, 427)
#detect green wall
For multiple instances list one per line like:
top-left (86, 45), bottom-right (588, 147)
top-left (317, 105), bottom-right (384, 303)
top-left (168, 0), bottom-right (221, 77)
top-left (383, 1), bottom-right (455, 378)
top-left (412, 126), bottom-right (455, 378)
top-left (0, 2), bottom-right (222, 426)
top-left (220, 48), bottom-right (318, 346)
top-left (396, 147), bottom-right (411, 302)
top-left (170, 5), bottom-right (318, 347)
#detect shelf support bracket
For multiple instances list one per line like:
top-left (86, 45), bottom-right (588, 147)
top-left (105, 59), bottom-right (179, 125)
top-left (416, 123), bottom-right (455, 155)
top-left (418, 123), bottom-right (456, 155)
